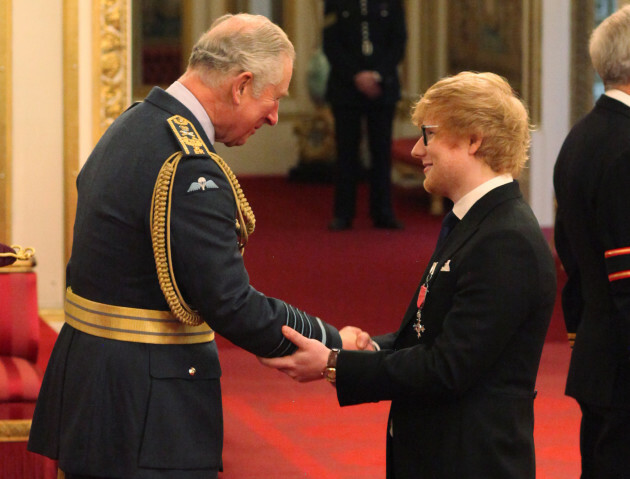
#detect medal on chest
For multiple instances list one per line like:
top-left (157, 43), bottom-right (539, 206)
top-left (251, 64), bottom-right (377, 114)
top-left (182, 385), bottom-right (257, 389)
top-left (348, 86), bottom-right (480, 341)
top-left (413, 262), bottom-right (438, 338)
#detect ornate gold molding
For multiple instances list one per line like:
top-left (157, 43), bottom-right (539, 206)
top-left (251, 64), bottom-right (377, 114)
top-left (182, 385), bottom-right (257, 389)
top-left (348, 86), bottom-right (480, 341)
top-left (525, 0), bottom-right (542, 127)
top-left (92, 0), bottom-right (130, 142)
top-left (64, 0), bottom-right (131, 261)
top-left (0, 419), bottom-right (31, 443)
top-left (0, 0), bottom-right (12, 243)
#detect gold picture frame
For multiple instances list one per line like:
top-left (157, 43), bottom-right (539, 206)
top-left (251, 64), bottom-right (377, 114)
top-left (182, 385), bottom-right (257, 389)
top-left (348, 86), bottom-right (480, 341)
top-left (446, 0), bottom-right (541, 125)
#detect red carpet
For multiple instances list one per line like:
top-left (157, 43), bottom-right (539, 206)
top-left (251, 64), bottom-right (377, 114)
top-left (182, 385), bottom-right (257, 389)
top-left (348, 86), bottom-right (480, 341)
top-left (219, 342), bottom-right (580, 479)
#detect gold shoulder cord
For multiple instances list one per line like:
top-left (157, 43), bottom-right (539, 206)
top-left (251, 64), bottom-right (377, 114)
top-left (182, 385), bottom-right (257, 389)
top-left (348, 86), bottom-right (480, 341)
top-left (150, 151), bottom-right (255, 326)
top-left (209, 150), bottom-right (256, 249)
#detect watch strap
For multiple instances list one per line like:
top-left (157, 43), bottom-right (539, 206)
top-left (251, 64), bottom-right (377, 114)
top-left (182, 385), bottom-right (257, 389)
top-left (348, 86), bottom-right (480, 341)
top-left (324, 348), bottom-right (340, 383)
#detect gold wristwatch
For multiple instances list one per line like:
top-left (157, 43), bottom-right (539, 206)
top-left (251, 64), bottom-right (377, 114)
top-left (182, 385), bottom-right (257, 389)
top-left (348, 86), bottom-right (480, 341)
top-left (323, 348), bottom-right (340, 383)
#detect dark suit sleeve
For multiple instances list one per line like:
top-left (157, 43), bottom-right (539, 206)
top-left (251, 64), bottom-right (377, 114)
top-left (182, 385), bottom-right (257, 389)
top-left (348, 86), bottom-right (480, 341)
top-left (598, 151), bottom-right (630, 353)
top-left (554, 211), bottom-right (583, 344)
top-left (372, 332), bottom-right (397, 350)
top-left (336, 227), bottom-right (554, 405)
top-left (168, 156), bottom-right (341, 357)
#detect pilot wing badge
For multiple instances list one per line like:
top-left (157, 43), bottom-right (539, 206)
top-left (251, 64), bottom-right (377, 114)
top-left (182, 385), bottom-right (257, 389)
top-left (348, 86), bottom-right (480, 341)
top-left (187, 177), bottom-right (219, 193)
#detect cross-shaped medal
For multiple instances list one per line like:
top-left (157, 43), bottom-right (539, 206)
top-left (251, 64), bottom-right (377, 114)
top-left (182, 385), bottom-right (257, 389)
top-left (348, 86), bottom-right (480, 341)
top-left (413, 263), bottom-right (437, 339)
top-left (413, 310), bottom-right (426, 338)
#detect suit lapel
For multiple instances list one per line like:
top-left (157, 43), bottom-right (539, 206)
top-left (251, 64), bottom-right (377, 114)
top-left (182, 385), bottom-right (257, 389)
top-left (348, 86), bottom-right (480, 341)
top-left (396, 181), bottom-right (523, 339)
top-left (425, 182), bottom-right (520, 269)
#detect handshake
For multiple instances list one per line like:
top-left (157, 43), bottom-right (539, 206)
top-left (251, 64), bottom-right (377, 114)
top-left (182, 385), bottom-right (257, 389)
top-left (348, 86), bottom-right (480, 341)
top-left (258, 325), bottom-right (375, 383)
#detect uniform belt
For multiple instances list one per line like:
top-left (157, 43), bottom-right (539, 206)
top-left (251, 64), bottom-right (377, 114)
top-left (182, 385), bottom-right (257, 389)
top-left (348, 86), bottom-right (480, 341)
top-left (64, 288), bottom-right (214, 344)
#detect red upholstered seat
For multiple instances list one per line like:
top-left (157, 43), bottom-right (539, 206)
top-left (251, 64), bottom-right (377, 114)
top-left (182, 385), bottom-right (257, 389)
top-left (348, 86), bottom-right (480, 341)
top-left (0, 357), bottom-right (42, 402)
top-left (0, 269), bottom-right (43, 403)
top-left (0, 254), bottom-right (55, 479)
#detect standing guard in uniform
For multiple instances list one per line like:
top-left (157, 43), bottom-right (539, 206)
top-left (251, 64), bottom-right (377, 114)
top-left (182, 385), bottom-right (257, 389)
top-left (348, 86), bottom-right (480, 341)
top-left (323, 0), bottom-right (407, 230)
top-left (27, 13), bottom-right (360, 479)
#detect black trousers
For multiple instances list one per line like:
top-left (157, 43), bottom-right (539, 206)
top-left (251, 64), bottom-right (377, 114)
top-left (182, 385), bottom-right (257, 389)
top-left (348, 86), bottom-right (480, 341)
top-left (578, 401), bottom-right (630, 478)
top-left (331, 103), bottom-right (396, 222)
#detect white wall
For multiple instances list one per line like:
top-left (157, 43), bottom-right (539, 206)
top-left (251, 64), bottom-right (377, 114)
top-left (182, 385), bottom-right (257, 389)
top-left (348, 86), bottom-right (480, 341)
top-left (214, 120), bottom-right (300, 174)
top-left (530, 0), bottom-right (571, 227)
top-left (12, 1), bottom-right (65, 308)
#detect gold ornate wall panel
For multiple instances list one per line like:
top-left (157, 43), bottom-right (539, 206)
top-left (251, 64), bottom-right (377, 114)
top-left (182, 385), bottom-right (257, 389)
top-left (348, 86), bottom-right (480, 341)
top-left (524, 0), bottom-right (542, 127)
top-left (418, 1), bottom-right (444, 95)
top-left (92, 0), bottom-right (130, 142)
top-left (0, 0), bottom-right (11, 243)
top-left (447, 0), bottom-right (541, 125)
top-left (571, 0), bottom-right (595, 125)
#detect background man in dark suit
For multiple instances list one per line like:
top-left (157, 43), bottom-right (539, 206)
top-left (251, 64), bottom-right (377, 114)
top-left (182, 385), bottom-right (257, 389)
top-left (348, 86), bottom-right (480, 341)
top-left (323, 0), bottom-right (407, 230)
top-left (262, 71), bottom-right (557, 478)
top-left (27, 14), bottom-right (360, 479)
top-left (553, 5), bottom-right (630, 477)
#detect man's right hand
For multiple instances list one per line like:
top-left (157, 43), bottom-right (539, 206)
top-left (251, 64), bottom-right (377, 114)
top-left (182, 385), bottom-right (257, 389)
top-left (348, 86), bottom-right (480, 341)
top-left (340, 325), bottom-right (376, 351)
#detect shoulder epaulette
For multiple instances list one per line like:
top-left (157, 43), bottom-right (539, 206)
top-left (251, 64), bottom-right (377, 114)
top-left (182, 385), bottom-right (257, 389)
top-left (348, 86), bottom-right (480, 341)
top-left (167, 114), bottom-right (212, 156)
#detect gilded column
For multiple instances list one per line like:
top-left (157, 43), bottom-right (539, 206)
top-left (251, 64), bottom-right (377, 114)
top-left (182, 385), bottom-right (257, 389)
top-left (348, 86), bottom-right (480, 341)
top-left (92, 0), bottom-right (130, 142)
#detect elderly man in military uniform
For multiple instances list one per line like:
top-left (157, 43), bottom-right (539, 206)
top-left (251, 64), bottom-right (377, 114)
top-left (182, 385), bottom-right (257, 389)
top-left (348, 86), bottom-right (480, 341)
top-left (28, 13), bottom-right (358, 479)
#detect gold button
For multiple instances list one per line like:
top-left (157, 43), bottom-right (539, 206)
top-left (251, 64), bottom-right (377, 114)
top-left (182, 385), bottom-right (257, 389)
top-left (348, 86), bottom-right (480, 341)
top-left (189, 367), bottom-right (196, 376)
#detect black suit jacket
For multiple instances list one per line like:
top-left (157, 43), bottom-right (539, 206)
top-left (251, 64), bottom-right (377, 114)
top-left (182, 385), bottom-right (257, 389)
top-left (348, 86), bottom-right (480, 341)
top-left (28, 88), bottom-right (342, 477)
top-left (323, 0), bottom-right (406, 107)
top-left (554, 94), bottom-right (630, 408)
top-left (336, 182), bottom-right (556, 478)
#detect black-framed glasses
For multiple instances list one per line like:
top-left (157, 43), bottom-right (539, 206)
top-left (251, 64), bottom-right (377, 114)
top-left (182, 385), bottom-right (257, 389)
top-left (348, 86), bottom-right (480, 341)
top-left (421, 125), bottom-right (439, 146)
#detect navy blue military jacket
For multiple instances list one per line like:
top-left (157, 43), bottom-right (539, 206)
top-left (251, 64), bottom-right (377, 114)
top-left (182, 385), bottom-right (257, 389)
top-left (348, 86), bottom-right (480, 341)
top-left (28, 88), bottom-right (342, 478)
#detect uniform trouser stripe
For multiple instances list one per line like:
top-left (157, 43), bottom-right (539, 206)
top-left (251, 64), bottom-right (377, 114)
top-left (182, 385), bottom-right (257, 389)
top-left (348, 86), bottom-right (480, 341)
top-left (609, 270), bottom-right (630, 282)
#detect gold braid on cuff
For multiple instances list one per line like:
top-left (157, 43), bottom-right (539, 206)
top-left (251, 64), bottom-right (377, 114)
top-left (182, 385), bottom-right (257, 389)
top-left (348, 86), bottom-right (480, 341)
top-left (150, 151), bottom-right (255, 326)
